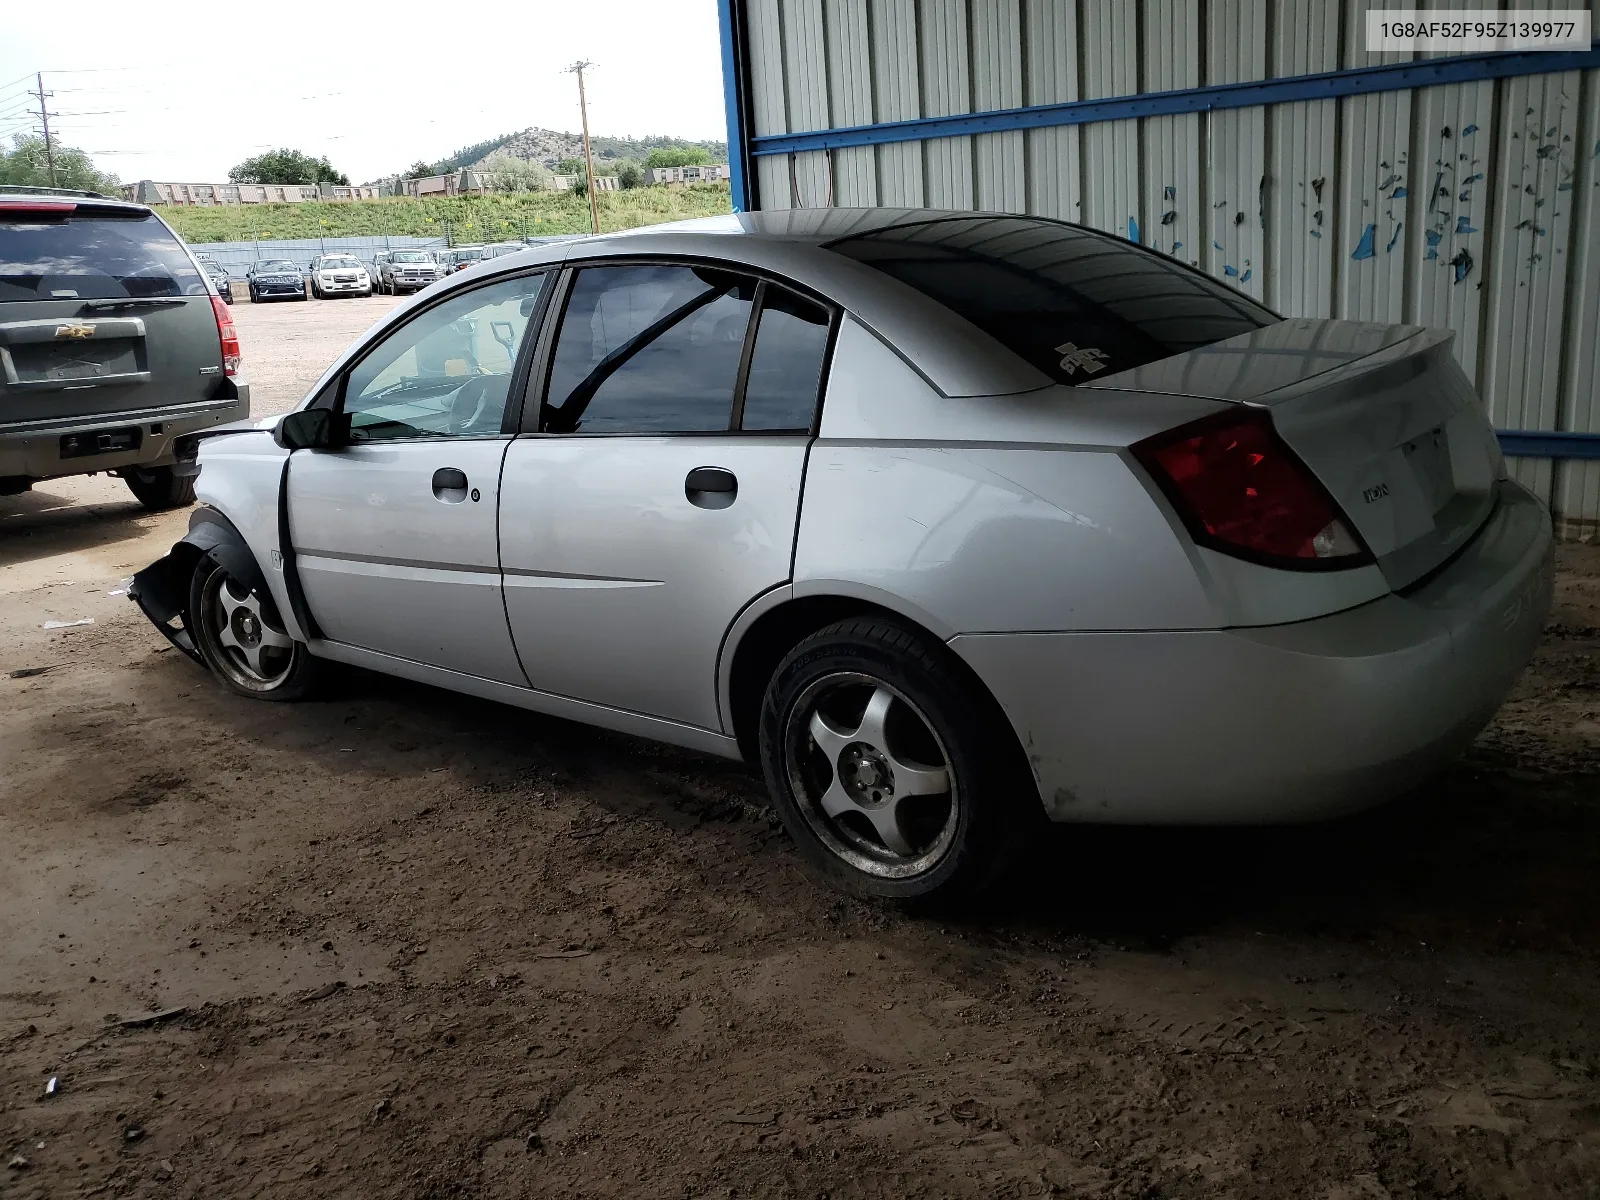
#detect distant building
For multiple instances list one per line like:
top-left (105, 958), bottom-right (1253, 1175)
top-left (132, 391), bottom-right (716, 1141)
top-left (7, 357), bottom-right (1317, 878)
top-left (124, 180), bottom-right (384, 205)
top-left (644, 164), bottom-right (730, 186)
top-left (554, 174), bottom-right (618, 192)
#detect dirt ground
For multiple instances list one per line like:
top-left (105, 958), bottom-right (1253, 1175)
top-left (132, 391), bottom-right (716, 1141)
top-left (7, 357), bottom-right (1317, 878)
top-left (2, 296), bottom-right (1599, 1199)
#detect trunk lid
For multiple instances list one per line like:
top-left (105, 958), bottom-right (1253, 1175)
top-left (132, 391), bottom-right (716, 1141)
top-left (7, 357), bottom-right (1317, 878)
top-left (1089, 318), bottom-right (1503, 589)
top-left (1, 203), bottom-right (223, 426)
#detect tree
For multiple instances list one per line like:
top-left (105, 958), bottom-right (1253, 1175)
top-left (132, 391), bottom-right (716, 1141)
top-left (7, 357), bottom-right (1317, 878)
top-left (228, 149), bottom-right (349, 186)
top-left (644, 146), bottom-right (712, 169)
top-left (406, 160), bottom-right (434, 179)
top-left (554, 157), bottom-right (586, 177)
top-left (0, 134), bottom-right (119, 193)
top-left (609, 158), bottom-right (643, 189)
top-left (480, 151), bottom-right (552, 193)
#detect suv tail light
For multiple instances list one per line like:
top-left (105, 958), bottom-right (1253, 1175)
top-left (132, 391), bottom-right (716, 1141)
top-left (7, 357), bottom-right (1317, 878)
top-left (1132, 407), bottom-right (1370, 569)
top-left (210, 295), bottom-right (241, 376)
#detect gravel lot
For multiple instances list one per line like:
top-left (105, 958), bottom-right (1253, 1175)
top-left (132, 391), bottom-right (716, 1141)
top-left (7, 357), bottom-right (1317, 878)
top-left (2, 298), bottom-right (1598, 1199)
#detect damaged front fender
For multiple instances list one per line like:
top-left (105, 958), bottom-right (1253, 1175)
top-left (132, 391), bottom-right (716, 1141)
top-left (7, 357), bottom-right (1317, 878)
top-left (128, 509), bottom-right (271, 664)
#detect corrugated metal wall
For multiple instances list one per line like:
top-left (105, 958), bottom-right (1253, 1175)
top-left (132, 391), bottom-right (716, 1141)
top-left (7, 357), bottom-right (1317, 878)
top-left (739, 0), bottom-right (1600, 539)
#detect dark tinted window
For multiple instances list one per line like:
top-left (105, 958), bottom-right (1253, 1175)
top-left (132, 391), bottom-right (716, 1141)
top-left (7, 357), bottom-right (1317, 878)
top-left (0, 211), bottom-right (206, 302)
top-left (740, 287), bottom-right (829, 431)
top-left (544, 264), bottom-right (755, 434)
top-left (827, 217), bottom-right (1278, 385)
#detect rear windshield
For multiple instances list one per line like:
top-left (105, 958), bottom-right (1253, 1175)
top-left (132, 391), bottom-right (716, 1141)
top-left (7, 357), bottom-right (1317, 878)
top-left (0, 211), bottom-right (207, 303)
top-left (826, 216), bottom-right (1278, 385)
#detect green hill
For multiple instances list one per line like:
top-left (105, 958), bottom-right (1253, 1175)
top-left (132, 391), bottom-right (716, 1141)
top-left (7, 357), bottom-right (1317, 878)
top-left (160, 184), bottom-right (733, 244)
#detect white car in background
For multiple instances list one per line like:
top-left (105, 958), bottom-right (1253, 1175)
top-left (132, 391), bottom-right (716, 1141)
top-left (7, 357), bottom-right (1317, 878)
top-left (130, 209), bottom-right (1553, 904)
top-left (308, 253), bottom-right (372, 299)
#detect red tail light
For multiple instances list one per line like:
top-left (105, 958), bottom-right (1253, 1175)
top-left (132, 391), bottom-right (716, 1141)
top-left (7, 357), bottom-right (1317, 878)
top-left (0, 200), bottom-right (75, 214)
top-left (1132, 407), bottom-right (1370, 569)
top-left (210, 295), bottom-right (241, 376)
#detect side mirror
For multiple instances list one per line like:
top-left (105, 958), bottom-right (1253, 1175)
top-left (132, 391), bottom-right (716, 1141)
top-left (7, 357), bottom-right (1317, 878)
top-left (275, 408), bottom-right (351, 451)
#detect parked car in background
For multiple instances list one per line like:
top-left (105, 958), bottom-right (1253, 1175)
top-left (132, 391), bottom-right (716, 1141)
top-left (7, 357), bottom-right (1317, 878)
top-left (377, 249), bottom-right (443, 294)
top-left (0, 189), bottom-right (248, 508)
top-left (247, 260), bottom-right (308, 302)
top-left (129, 210), bottom-right (1552, 904)
top-left (199, 259), bottom-right (233, 303)
top-left (479, 242), bottom-right (524, 262)
top-left (308, 254), bottom-right (373, 299)
top-left (438, 246), bottom-right (485, 274)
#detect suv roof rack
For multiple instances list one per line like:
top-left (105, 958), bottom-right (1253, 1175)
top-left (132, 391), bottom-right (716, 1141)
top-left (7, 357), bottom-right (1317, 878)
top-left (0, 184), bottom-right (117, 200)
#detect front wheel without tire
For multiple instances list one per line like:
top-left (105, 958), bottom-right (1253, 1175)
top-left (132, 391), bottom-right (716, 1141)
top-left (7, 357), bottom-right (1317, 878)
top-left (189, 558), bottom-right (320, 700)
top-left (758, 617), bottom-right (1032, 904)
top-left (124, 465), bottom-right (195, 510)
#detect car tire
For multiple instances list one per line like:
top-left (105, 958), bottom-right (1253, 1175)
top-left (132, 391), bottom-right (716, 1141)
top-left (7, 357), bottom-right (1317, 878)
top-left (188, 556), bottom-right (320, 701)
top-left (758, 617), bottom-right (1034, 905)
top-left (123, 465), bottom-right (196, 510)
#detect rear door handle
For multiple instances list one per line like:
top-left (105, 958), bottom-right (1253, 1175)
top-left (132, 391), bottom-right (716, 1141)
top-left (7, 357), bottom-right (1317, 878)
top-left (685, 466), bottom-right (737, 509)
top-left (432, 467), bottom-right (469, 503)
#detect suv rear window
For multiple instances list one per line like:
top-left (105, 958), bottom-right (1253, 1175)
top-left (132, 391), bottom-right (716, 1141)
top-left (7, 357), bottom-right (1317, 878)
top-left (0, 210), bottom-right (206, 302)
top-left (826, 216), bottom-right (1278, 385)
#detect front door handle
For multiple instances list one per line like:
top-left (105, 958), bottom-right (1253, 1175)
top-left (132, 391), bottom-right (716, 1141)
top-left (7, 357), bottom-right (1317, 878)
top-left (432, 467), bottom-right (469, 503)
top-left (685, 466), bottom-right (737, 509)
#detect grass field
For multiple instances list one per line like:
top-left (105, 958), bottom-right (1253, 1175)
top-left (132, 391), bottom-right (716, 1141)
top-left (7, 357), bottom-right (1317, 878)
top-left (161, 184), bottom-right (733, 244)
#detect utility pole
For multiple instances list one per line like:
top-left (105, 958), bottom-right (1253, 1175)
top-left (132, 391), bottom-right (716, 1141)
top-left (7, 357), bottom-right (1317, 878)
top-left (32, 73), bottom-right (57, 187)
top-left (566, 61), bottom-right (601, 236)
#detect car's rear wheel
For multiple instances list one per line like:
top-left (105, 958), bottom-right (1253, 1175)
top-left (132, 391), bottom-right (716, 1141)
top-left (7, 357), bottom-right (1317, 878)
top-left (189, 558), bottom-right (319, 700)
top-left (124, 465), bottom-right (195, 510)
top-left (758, 617), bottom-right (1031, 904)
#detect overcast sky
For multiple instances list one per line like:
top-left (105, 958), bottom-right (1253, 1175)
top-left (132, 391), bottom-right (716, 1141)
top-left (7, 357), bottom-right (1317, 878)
top-left (0, 0), bottom-right (728, 184)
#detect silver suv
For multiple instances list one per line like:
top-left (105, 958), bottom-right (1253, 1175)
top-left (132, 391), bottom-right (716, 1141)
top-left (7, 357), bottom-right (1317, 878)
top-left (0, 189), bottom-right (249, 508)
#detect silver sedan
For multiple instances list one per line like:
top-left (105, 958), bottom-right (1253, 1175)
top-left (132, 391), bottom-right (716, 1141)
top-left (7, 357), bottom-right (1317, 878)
top-left (130, 209), bottom-right (1553, 903)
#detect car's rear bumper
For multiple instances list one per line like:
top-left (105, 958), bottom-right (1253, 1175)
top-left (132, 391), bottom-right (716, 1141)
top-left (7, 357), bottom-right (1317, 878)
top-left (950, 480), bottom-right (1554, 825)
top-left (0, 386), bottom-right (251, 481)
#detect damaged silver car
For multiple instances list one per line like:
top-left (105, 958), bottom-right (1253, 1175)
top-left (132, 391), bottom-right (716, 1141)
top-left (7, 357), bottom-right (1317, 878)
top-left (132, 210), bottom-right (1553, 902)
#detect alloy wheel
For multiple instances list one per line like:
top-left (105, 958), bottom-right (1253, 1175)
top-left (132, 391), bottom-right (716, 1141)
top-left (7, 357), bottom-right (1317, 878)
top-left (201, 571), bottom-right (296, 691)
top-left (783, 671), bottom-right (959, 879)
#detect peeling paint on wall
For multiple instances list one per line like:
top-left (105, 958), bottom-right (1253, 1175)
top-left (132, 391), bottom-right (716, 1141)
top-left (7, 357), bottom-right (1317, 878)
top-left (1351, 223), bottom-right (1376, 260)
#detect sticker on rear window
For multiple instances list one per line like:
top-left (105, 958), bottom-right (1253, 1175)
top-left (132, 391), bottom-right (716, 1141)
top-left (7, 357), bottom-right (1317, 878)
top-left (1054, 342), bottom-right (1110, 375)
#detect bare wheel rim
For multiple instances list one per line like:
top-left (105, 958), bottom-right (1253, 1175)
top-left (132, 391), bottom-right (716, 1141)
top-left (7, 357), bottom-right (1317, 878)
top-left (783, 671), bottom-right (959, 880)
top-left (200, 570), bottom-right (296, 691)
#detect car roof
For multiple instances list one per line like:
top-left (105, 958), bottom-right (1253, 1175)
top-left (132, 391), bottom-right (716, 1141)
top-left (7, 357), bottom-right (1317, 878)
top-left (0, 186), bottom-right (145, 210)
top-left (348, 209), bottom-right (1056, 399)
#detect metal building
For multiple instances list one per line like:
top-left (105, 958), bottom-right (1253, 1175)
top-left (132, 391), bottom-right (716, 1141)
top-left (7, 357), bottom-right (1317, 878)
top-left (716, 1), bottom-right (1600, 538)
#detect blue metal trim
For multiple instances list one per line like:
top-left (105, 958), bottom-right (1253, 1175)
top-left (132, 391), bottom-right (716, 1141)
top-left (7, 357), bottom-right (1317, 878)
top-left (750, 44), bottom-right (1600, 157)
top-left (1498, 430), bottom-right (1600, 460)
top-left (715, 0), bottom-right (752, 212)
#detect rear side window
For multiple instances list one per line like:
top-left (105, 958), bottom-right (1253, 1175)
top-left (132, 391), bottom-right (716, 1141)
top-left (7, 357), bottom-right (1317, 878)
top-left (740, 287), bottom-right (830, 431)
top-left (543, 264), bottom-right (756, 434)
top-left (0, 211), bottom-right (206, 302)
top-left (826, 216), bottom-right (1278, 385)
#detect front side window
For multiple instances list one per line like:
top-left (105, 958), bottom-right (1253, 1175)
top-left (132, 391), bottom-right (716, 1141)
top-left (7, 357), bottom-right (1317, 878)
top-left (341, 273), bottom-right (546, 441)
top-left (827, 217), bottom-right (1278, 385)
top-left (543, 263), bottom-right (756, 434)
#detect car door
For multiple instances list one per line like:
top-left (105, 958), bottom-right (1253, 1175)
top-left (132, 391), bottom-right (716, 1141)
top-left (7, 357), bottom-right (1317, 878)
top-left (499, 261), bottom-right (834, 730)
top-left (286, 270), bottom-right (551, 683)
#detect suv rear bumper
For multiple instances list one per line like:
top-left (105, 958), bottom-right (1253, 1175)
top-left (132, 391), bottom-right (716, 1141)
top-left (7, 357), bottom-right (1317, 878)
top-left (0, 385), bottom-right (251, 481)
top-left (951, 480), bottom-right (1553, 825)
